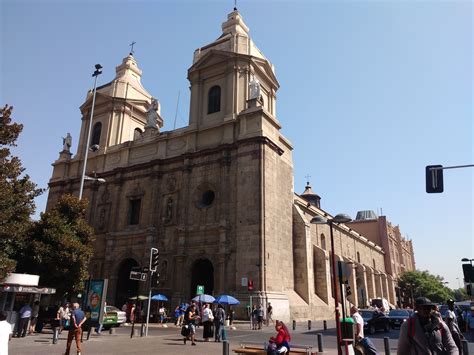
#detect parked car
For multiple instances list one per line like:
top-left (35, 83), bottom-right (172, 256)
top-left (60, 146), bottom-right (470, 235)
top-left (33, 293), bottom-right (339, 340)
top-left (388, 309), bottom-right (411, 329)
top-left (102, 305), bottom-right (126, 329)
top-left (360, 309), bottom-right (390, 334)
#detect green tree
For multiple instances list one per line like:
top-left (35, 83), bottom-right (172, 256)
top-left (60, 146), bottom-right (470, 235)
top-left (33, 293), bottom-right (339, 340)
top-left (453, 287), bottom-right (469, 301)
top-left (18, 194), bottom-right (95, 296)
top-left (399, 270), bottom-right (454, 304)
top-left (0, 105), bottom-right (43, 281)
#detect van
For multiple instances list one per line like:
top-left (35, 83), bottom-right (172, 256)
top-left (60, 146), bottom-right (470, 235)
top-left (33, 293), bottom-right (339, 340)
top-left (371, 298), bottom-right (389, 312)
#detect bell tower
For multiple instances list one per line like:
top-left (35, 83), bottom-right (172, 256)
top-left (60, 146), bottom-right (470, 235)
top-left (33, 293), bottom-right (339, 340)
top-left (76, 54), bottom-right (162, 158)
top-left (187, 10), bottom-right (279, 129)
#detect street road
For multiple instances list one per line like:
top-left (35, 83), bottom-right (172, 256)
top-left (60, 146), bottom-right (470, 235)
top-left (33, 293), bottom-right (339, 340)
top-left (8, 321), bottom-right (474, 354)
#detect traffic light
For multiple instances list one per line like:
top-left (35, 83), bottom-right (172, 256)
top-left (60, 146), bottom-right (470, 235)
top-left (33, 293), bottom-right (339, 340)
top-left (346, 284), bottom-right (352, 297)
top-left (150, 248), bottom-right (159, 272)
top-left (151, 272), bottom-right (160, 288)
top-left (426, 165), bottom-right (443, 193)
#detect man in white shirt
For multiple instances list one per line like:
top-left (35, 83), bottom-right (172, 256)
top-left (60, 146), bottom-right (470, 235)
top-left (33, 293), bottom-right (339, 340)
top-left (350, 306), bottom-right (364, 340)
top-left (17, 303), bottom-right (32, 337)
top-left (0, 311), bottom-right (12, 355)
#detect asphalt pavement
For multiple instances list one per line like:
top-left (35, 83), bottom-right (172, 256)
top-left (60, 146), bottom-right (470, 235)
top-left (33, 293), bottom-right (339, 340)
top-left (8, 320), bottom-right (474, 355)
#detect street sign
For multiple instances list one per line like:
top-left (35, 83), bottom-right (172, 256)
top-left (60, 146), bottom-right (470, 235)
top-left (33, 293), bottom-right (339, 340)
top-left (130, 271), bottom-right (147, 282)
top-left (196, 285), bottom-right (204, 295)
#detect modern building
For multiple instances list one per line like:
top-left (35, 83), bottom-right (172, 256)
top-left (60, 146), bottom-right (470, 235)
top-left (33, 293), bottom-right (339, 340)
top-left (47, 10), bottom-right (412, 320)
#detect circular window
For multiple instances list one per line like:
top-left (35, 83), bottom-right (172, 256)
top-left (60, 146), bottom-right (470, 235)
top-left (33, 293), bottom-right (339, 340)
top-left (199, 190), bottom-right (215, 208)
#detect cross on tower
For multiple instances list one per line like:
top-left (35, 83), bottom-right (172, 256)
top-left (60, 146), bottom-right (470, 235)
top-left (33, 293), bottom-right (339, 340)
top-left (129, 41), bottom-right (136, 55)
top-left (305, 174), bottom-right (311, 185)
top-left (234, 0), bottom-right (237, 10)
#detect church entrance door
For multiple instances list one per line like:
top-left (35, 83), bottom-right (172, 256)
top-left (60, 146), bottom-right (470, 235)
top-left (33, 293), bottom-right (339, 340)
top-left (190, 259), bottom-right (214, 298)
top-left (115, 258), bottom-right (139, 306)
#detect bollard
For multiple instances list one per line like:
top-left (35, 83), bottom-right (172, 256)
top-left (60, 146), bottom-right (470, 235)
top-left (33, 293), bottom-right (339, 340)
top-left (384, 337), bottom-right (390, 355)
top-left (323, 320), bottom-right (327, 330)
top-left (222, 340), bottom-right (229, 355)
top-left (308, 320), bottom-right (311, 330)
top-left (140, 323), bottom-right (145, 337)
top-left (462, 339), bottom-right (469, 355)
top-left (52, 327), bottom-right (59, 344)
top-left (292, 320), bottom-right (296, 330)
top-left (317, 333), bottom-right (324, 353)
top-left (109, 327), bottom-right (115, 334)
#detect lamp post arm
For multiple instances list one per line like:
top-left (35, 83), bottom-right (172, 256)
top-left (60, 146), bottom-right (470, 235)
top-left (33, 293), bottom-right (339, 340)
top-left (79, 74), bottom-right (99, 200)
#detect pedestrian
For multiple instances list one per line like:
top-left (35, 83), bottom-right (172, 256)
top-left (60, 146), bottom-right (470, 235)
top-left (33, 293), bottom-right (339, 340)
top-left (446, 300), bottom-right (458, 325)
top-left (65, 302), bottom-right (86, 355)
top-left (351, 306), bottom-right (378, 355)
top-left (183, 304), bottom-right (199, 346)
top-left (57, 303), bottom-right (70, 334)
top-left (464, 307), bottom-right (474, 342)
top-left (228, 306), bottom-right (235, 326)
top-left (0, 311), bottom-right (12, 355)
top-left (257, 304), bottom-right (264, 330)
top-left (16, 303), bottom-right (32, 337)
top-left (130, 303), bottom-right (136, 324)
top-left (397, 297), bottom-right (458, 355)
top-left (159, 305), bottom-right (166, 325)
top-left (266, 303), bottom-right (273, 326)
top-left (29, 300), bottom-right (40, 334)
top-left (251, 305), bottom-right (257, 330)
top-left (95, 302), bottom-right (106, 335)
top-left (214, 304), bottom-right (225, 342)
top-left (201, 303), bottom-right (214, 342)
top-left (266, 320), bottom-right (291, 355)
top-left (445, 303), bottom-right (464, 355)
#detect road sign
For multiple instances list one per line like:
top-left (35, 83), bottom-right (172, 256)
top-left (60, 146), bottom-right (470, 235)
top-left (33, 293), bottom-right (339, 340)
top-left (196, 285), bottom-right (204, 295)
top-left (130, 271), bottom-right (147, 282)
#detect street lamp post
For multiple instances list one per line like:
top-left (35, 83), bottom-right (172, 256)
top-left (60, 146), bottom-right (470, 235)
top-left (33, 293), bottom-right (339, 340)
top-left (79, 64), bottom-right (103, 200)
top-left (311, 213), bottom-right (352, 355)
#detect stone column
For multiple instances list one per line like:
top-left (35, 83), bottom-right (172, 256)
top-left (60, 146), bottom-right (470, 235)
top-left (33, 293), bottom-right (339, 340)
top-left (366, 268), bottom-right (376, 301)
top-left (356, 264), bottom-right (368, 307)
top-left (347, 263), bottom-right (358, 307)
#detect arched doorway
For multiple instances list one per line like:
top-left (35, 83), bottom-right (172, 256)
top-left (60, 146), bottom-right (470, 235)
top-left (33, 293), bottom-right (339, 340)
top-left (115, 258), bottom-right (139, 306)
top-left (190, 259), bottom-right (214, 298)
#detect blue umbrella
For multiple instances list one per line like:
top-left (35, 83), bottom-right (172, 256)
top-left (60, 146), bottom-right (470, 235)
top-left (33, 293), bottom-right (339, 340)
top-left (151, 294), bottom-right (169, 301)
top-left (213, 294), bottom-right (240, 305)
top-left (192, 294), bottom-right (215, 303)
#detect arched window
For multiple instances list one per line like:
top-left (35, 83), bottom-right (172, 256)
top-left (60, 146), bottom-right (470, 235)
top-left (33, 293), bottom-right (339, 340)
top-left (91, 122), bottom-right (102, 147)
top-left (320, 234), bottom-right (326, 251)
top-left (373, 259), bottom-right (376, 269)
top-left (207, 86), bottom-right (221, 114)
top-left (357, 251), bottom-right (361, 263)
top-left (133, 128), bottom-right (142, 140)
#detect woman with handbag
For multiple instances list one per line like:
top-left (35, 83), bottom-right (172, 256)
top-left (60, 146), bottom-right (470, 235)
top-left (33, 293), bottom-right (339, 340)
top-left (183, 304), bottom-right (199, 346)
top-left (201, 303), bottom-right (214, 341)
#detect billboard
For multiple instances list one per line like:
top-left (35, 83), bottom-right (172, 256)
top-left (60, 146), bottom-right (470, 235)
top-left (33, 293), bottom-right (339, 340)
top-left (84, 279), bottom-right (108, 323)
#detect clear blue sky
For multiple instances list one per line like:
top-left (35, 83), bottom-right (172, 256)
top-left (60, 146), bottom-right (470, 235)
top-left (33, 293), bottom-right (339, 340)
top-left (2, 0), bottom-right (472, 289)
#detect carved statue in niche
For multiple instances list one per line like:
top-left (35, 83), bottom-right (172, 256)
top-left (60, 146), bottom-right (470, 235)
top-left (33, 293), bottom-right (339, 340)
top-left (249, 75), bottom-right (261, 100)
top-left (98, 208), bottom-right (106, 229)
top-left (166, 175), bottom-right (176, 192)
top-left (160, 260), bottom-right (168, 281)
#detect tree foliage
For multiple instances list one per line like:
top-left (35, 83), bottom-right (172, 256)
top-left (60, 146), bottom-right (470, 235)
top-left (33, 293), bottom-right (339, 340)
top-left (17, 194), bottom-right (95, 296)
top-left (0, 105), bottom-right (43, 281)
top-left (399, 270), bottom-right (454, 304)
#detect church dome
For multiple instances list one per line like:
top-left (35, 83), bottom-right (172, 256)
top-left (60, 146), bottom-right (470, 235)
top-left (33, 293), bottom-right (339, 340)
top-left (301, 181), bottom-right (321, 208)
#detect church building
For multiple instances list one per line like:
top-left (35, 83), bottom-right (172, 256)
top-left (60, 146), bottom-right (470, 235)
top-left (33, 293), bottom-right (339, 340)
top-left (47, 10), bottom-right (413, 321)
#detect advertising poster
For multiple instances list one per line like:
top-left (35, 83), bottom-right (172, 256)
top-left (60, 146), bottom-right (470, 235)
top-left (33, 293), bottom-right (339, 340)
top-left (85, 279), bottom-right (108, 323)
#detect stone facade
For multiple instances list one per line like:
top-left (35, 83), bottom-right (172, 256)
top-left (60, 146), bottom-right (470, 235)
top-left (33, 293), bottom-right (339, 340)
top-left (46, 10), bottom-right (410, 321)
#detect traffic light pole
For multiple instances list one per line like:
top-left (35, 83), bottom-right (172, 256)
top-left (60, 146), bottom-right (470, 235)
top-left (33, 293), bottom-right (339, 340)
top-left (145, 270), bottom-right (153, 336)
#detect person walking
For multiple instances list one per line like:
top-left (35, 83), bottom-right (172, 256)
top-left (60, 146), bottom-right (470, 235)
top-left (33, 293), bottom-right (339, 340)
top-left (201, 303), bottom-right (214, 342)
top-left (397, 297), bottom-right (458, 355)
top-left (446, 307), bottom-right (464, 355)
top-left (464, 307), bottom-right (474, 342)
top-left (251, 305), bottom-right (258, 330)
top-left (158, 305), bottom-right (166, 325)
top-left (29, 301), bottom-right (40, 334)
top-left (214, 304), bottom-right (225, 342)
top-left (16, 303), bottom-right (32, 337)
top-left (266, 303), bottom-right (273, 326)
top-left (183, 304), bottom-right (199, 346)
top-left (257, 304), bottom-right (264, 330)
top-left (0, 311), bottom-right (12, 355)
top-left (65, 303), bottom-right (86, 355)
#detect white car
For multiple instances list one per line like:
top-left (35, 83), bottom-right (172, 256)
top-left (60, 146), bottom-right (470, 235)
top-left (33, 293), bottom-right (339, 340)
top-left (103, 305), bottom-right (127, 328)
